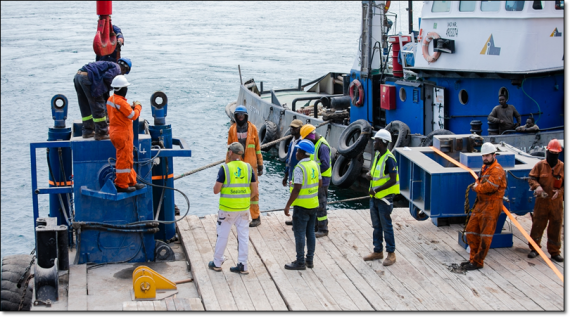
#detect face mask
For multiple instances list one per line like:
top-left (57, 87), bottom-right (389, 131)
top-left (546, 151), bottom-right (559, 168)
top-left (305, 133), bottom-right (315, 140)
top-left (235, 114), bottom-right (247, 126)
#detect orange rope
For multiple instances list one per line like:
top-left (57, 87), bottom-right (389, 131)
top-left (429, 146), bottom-right (564, 282)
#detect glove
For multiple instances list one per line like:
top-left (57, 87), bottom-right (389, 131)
top-left (133, 101), bottom-right (141, 108)
top-left (534, 186), bottom-right (548, 198)
top-left (257, 165), bottom-right (264, 176)
top-left (552, 190), bottom-right (559, 200)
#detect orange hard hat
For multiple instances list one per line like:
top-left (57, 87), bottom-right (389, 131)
top-left (300, 124), bottom-right (316, 139)
top-left (546, 139), bottom-right (562, 153)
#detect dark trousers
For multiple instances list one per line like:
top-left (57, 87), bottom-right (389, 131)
top-left (74, 73), bottom-right (108, 136)
top-left (370, 198), bottom-right (395, 253)
top-left (316, 185), bottom-right (329, 232)
top-left (293, 206), bottom-right (317, 264)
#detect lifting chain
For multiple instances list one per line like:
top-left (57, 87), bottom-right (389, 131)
top-left (18, 273), bottom-right (35, 311)
top-left (17, 249), bottom-right (36, 289)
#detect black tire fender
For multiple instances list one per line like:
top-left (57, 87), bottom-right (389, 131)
top-left (331, 154), bottom-right (364, 188)
top-left (337, 119), bottom-right (372, 159)
top-left (1, 254), bottom-right (34, 311)
top-left (420, 129), bottom-right (455, 147)
top-left (385, 120), bottom-right (411, 151)
top-left (278, 129), bottom-right (292, 161)
top-left (259, 121), bottom-right (278, 151)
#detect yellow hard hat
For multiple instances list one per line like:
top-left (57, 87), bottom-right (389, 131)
top-left (300, 124), bottom-right (316, 139)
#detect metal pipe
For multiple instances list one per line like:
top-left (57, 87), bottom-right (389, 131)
top-left (292, 96), bottom-right (324, 112)
top-left (408, 1), bottom-right (414, 35)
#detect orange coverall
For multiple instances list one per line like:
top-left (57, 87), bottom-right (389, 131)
top-left (226, 122), bottom-right (263, 219)
top-left (528, 159), bottom-right (564, 256)
top-left (106, 94), bottom-right (141, 189)
top-left (465, 159), bottom-right (507, 267)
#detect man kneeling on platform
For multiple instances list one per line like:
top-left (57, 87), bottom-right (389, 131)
top-left (283, 140), bottom-right (321, 270)
top-left (209, 142), bottom-right (258, 274)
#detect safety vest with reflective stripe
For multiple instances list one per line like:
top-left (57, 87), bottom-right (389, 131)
top-left (219, 161), bottom-right (252, 212)
top-left (310, 137), bottom-right (332, 177)
top-left (370, 149), bottom-right (400, 199)
top-left (291, 160), bottom-right (320, 209)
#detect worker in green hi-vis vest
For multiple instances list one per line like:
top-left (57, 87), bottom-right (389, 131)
top-left (283, 140), bottom-right (322, 271)
top-left (363, 129), bottom-right (400, 267)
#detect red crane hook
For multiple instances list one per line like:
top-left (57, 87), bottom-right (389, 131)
top-left (93, 1), bottom-right (117, 56)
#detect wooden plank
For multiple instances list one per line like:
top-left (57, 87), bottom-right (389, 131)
top-left (187, 215), bottom-right (238, 310)
top-left (122, 302), bottom-right (138, 311)
top-left (188, 298), bottom-right (205, 311)
top-left (136, 301), bottom-right (155, 311)
top-left (164, 297), bottom-right (176, 311)
top-left (174, 298), bottom-right (192, 311)
top-left (200, 215), bottom-right (255, 311)
top-left (176, 216), bottom-right (221, 311)
top-left (273, 211), bottom-right (372, 311)
top-left (248, 219), bottom-right (308, 310)
top-left (231, 223), bottom-right (288, 311)
top-left (263, 213), bottom-right (341, 311)
top-left (338, 209), bottom-right (470, 311)
top-left (255, 213), bottom-right (330, 310)
top-left (153, 300), bottom-right (167, 311)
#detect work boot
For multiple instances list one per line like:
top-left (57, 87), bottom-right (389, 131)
top-left (116, 185), bottom-right (135, 193)
top-left (315, 231), bottom-right (328, 238)
top-left (249, 217), bottom-right (261, 227)
top-left (551, 254), bottom-right (564, 262)
top-left (528, 250), bottom-right (538, 259)
top-left (284, 260), bottom-right (306, 270)
top-left (363, 252), bottom-right (384, 261)
top-left (460, 261), bottom-right (470, 267)
top-left (94, 133), bottom-right (110, 141)
top-left (133, 183), bottom-right (146, 190)
top-left (463, 262), bottom-right (482, 270)
top-left (82, 131), bottom-right (95, 138)
top-left (174, 205), bottom-right (180, 216)
top-left (383, 252), bottom-right (396, 266)
top-left (208, 261), bottom-right (222, 272)
top-left (306, 260), bottom-right (314, 268)
top-left (285, 220), bottom-right (293, 226)
top-left (229, 263), bottom-right (249, 274)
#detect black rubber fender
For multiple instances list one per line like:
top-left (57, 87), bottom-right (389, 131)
top-left (385, 120), bottom-right (411, 151)
top-left (259, 121), bottom-right (278, 151)
top-left (337, 119), bottom-right (372, 159)
top-left (331, 154), bottom-right (364, 188)
top-left (1, 254), bottom-right (34, 311)
top-left (420, 129), bottom-right (455, 147)
top-left (278, 129), bottom-right (292, 161)
top-left (409, 205), bottom-right (429, 221)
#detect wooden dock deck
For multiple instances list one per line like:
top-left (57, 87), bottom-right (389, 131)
top-left (176, 208), bottom-right (564, 311)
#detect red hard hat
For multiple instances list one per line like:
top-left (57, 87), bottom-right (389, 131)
top-left (546, 139), bottom-right (562, 153)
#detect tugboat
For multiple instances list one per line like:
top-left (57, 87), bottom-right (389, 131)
top-left (227, 0), bottom-right (564, 210)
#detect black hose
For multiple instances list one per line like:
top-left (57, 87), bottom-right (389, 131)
top-left (73, 221), bottom-right (159, 229)
top-left (81, 225), bottom-right (159, 233)
top-left (508, 170), bottom-right (530, 180)
top-left (133, 175), bottom-right (191, 225)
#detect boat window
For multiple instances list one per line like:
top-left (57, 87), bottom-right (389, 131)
top-left (399, 87), bottom-right (407, 102)
top-left (555, 1), bottom-right (564, 9)
top-left (505, 1), bottom-right (525, 11)
top-left (459, 1), bottom-right (476, 11)
top-left (432, 1), bottom-right (451, 12)
top-left (532, 1), bottom-right (544, 9)
top-left (459, 89), bottom-right (469, 105)
top-left (481, 1), bottom-right (501, 11)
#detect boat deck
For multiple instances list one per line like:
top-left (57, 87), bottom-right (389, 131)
top-left (177, 208), bottom-right (564, 311)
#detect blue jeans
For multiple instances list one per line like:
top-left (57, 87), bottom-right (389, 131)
top-left (370, 198), bottom-right (395, 253)
top-left (292, 206), bottom-right (317, 263)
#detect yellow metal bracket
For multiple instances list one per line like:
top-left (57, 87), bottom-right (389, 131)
top-left (132, 266), bottom-right (177, 299)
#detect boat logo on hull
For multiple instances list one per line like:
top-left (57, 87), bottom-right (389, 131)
top-left (550, 28), bottom-right (562, 37)
top-left (480, 34), bottom-right (501, 56)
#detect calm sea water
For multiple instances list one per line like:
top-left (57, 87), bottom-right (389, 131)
top-left (1, 1), bottom-right (422, 257)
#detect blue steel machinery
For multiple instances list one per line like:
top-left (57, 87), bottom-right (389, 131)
top-left (394, 134), bottom-right (543, 249)
top-left (30, 92), bottom-right (191, 276)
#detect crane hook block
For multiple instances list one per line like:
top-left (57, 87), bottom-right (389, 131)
top-left (132, 266), bottom-right (177, 300)
top-left (93, 14), bottom-right (117, 56)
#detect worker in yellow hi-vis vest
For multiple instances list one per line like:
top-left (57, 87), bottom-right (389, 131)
top-left (209, 142), bottom-right (258, 274)
top-left (284, 140), bottom-right (322, 270)
top-left (363, 129), bottom-right (400, 267)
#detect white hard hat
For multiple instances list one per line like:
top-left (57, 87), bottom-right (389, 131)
top-left (111, 75), bottom-right (130, 90)
top-left (481, 142), bottom-right (496, 155)
top-left (372, 129), bottom-right (392, 143)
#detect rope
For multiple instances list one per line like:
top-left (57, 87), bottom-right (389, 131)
top-left (259, 195), bottom-right (369, 213)
top-left (461, 183), bottom-right (477, 245)
top-left (174, 121), bottom-right (331, 180)
top-left (430, 146), bottom-right (564, 282)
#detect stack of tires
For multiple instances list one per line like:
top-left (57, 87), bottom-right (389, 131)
top-left (1, 254), bottom-right (34, 311)
top-left (332, 120), bottom-right (371, 188)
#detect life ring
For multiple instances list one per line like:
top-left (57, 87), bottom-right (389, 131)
top-left (337, 119), bottom-right (372, 158)
top-left (349, 79), bottom-right (364, 107)
top-left (422, 32), bottom-right (441, 63)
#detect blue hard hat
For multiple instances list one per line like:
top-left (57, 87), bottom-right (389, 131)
top-left (235, 105), bottom-right (247, 114)
top-left (295, 139), bottom-right (315, 154)
top-left (118, 57), bottom-right (132, 74)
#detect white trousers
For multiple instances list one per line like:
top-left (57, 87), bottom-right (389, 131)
top-left (213, 210), bottom-right (250, 270)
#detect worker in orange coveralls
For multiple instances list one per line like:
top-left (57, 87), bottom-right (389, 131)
top-left (106, 75), bottom-right (145, 193)
top-left (461, 142), bottom-right (507, 270)
top-left (527, 139), bottom-right (564, 262)
top-left (227, 105), bottom-right (264, 227)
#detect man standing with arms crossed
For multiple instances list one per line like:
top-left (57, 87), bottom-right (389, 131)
top-left (282, 119), bottom-right (304, 226)
top-left (209, 142), bottom-right (258, 274)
